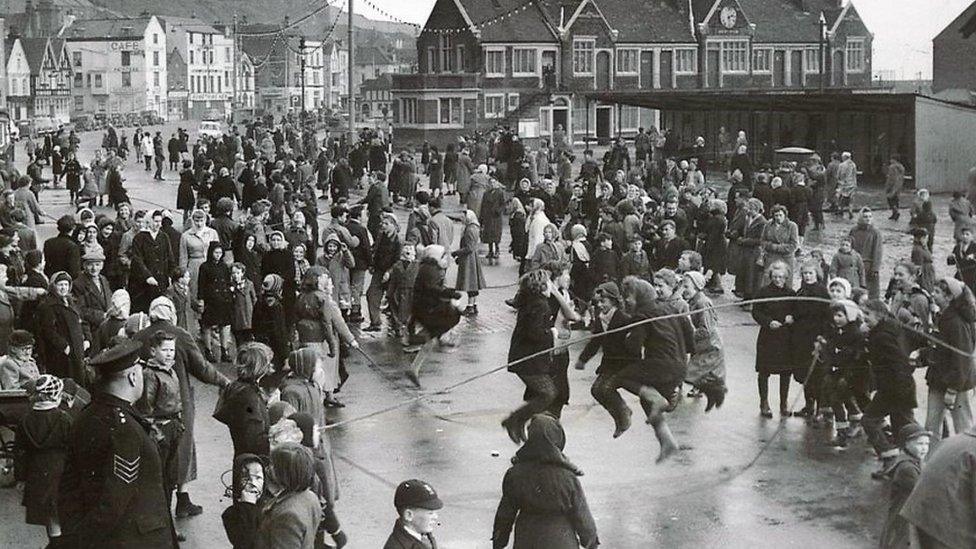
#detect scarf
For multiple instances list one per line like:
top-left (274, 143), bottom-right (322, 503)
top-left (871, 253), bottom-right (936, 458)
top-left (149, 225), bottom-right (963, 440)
top-left (571, 238), bottom-right (590, 263)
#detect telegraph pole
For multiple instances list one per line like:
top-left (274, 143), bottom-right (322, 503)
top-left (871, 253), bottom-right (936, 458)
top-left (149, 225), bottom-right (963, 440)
top-left (300, 37), bottom-right (306, 112)
top-left (347, 0), bottom-right (355, 140)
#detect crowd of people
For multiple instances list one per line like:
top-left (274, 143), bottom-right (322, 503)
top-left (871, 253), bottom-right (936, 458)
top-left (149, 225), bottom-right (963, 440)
top-left (0, 114), bottom-right (975, 549)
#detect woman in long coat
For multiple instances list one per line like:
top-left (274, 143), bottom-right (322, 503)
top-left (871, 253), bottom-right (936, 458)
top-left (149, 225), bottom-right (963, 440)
top-left (293, 267), bottom-right (356, 405)
top-left (480, 179), bottom-right (506, 260)
top-left (760, 205), bottom-right (800, 284)
top-left (736, 199), bottom-right (766, 299)
top-left (443, 143), bottom-right (459, 196)
top-left (177, 161), bottom-right (197, 227)
top-left (492, 414), bottom-right (599, 549)
top-left (427, 146), bottom-right (443, 197)
top-left (510, 198), bottom-right (528, 271)
top-left (751, 260), bottom-right (796, 418)
top-left (35, 272), bottom-right (88, 384)
top-left (682, 272), bottom-right (727, 404)
top-left (454, 210), bottom-right (487, 316)
top-left (699, 200), bottom-right (728, 292)
top-left (791, 261), bottom-right (830, 418)
top-left (197, 241), bottom-right (233, 362)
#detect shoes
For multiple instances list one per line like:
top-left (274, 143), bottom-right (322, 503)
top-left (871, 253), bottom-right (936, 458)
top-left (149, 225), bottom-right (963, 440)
top-left (830, 430), bottom-right (850, 448)
top-left (463, 305), bottom-right (478, 316)
top-left (504, 298), bottom-right (517, 309)
top-left (175, 492), bottom-right (203, 518)
top-left (760, 406), bottom-right (773, 419)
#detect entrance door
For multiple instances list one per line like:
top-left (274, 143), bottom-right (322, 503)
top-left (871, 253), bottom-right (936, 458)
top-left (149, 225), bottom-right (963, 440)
top-left (706, 49), bottom-right (719, 88)
top-left (596, 51), bottom-right (611, 89)
top-left (596, 106), bottom-right (612, 144)
top-left (832, 50), bottom-right (845, 86)
top-left (541, 50), bottom-right (556, 88)
top-left (640, 50), bottom-right (654, 89)
top-left (660, 50), bottom-right (674, 89)
top-left (552, 108), bottom-right (568, 135)
top-left (790, 50), bottom-right (803, 87)
top-left (773, 50), bottom-right (786, 87)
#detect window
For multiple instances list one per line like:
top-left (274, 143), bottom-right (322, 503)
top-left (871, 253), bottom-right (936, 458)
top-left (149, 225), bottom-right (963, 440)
top-left (189, 50), bottom-right (194, 64)
top-left (484, 49), bottom-right (505, 77)
top-left (217, 78), bottom-right (221, 93)
top-left (485, 94), bottom-right (504, 118)
top-left (225, 70), bottom-right (230, 87)
top-left (512, 48), bottom-right (537, 75)
top-left (72, 51), bottom-right (82, 67)
top-left (439, 35), bottom-right (455, 73)
top-left (456, 44), bottom-right (465, 72)
top-left (74, 96), bottom-right (83, 110)
top-left (189, 32), bottom-right (194, 44)
top-left (153, 33), bottom-right (158, 45)
top-left (616, 49), bottom-right (638, 74)
top-left (673, 48), bottom-right (696, 74)
top-left (208, 76), bottom-right (214, 92)
top-left (121, 51), bottom-right (131, 66)
top-left (846, 39), bottom-right (864, 72)
top-left (122, 72), bottom-right (131, 87)
top-left (507, 93), bottom-right (519, 111)
top-left (804, 48), bottom-right (820, 73)
top-left (572, 94), bottom-right (588, 134)
top-left (426, 47), bottom-right (436, 72)
top-left (400, 98), bottom-right (418, 124)
top-left (573, 39), bottom-right (594, 74)
top-left (439, 97), bottom-right (461, 124)
top-left (154, 71), bottom-right (160, 86)
top-left (225, 47), bottom-right (230, 62)
top-left (94, 73), bottom-right (102, 88)
top-left (752, 48), bottom-right (772, 73)
top-left (73, 73), bottom-right (82, 87)
top-left (153, 51), bottom-right (159, 67)
top-left (720, 41), bottom-right (748, 72)
top-left (620, 105), bottom-right (639, 131)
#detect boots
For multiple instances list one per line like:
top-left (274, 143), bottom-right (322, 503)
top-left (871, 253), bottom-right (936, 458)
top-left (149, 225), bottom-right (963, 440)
top-left (175, 491), bottom-right (203, 518)
top-left (698, 375), bottom-right (727, 412)
top-left (830, 426), bottom-right (851, 448)
top-left (611, 405), bottom-right (632, 439)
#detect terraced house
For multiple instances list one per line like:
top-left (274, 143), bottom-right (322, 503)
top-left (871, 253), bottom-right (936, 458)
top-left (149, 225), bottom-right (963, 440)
top-left (391, 0), bottom-right (872, 147)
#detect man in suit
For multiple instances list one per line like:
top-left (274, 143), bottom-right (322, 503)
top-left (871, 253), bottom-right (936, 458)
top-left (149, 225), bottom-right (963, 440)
top-left (73, 249), bottom-right (114, 335)
top-left (129, 210), bottom-right (174, 313)
top-left (44, 215), bottom-right (81, 279)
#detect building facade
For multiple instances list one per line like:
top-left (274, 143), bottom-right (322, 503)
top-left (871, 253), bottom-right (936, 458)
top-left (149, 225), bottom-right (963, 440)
top-left (235, 51), bottom-right (257, 119)
top-left (163, 17), bottom-right (234, 119)
top-left (392, 0), bottom-right (872, 147)
top-left (933, 0), bottom-right (976, 98)
top-left (167, 48), bottom-right (188, 120)
top-left (358, 73), bottom-right (392, 124)
top-left (325, 40), bottom-right (349, 111)
top-left (6, 38), bottom-right (30, 122)
top-left (64, 16), bottom-right (168, 118)
top-left (241, 29), bottom-right (326, 115)
top-left (22, 37), bottom-right (72, 123)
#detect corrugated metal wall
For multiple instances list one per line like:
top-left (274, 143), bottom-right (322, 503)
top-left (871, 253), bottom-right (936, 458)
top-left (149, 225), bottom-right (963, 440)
top-left (914, 97), bottom-right (976, 194)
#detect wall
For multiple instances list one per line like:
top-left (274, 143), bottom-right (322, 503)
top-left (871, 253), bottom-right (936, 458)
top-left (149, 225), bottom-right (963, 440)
top-left (915, 97), bottom-right (976, 194)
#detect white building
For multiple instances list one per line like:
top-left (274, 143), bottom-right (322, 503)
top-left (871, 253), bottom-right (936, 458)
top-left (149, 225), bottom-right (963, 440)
top-left (162, 16), bottom-right (234, 119)
top-left (325, 40), bottom-right (348, 111)
top-left (6, 37), bottom-right (31, 121)
top-left (63, 16), bottom-right (168, 117)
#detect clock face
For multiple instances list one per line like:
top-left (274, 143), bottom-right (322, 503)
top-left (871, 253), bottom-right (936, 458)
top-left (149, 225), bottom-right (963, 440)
top-left (720, 6), bottom-right (737, 29)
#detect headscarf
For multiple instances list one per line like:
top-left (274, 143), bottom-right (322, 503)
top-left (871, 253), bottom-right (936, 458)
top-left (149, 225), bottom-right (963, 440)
top-left (263, 273), bottom-right (284, 297)
top-left (684, 270), bottom-right (707, 292)
top-left (827, 277), bottom-right (853, 299)
top-left (288, 347), bottom-right (318, 381)
top-left (148, 296), bottom-right (177, 324)
top-left (833, 299), bottom-right (861, 322)
top-left (288, 412), bottom-right (316, 448)
top-left (110, 289), bottom-right (131, 319)
top-left (940, 276), bottom-right (966, 300)
top-left (30, 374), bottom-right (64, 410)
top-left (125, 312), bottom-right (150, 336)
top-left (512, 414), bottom-right (582, 475)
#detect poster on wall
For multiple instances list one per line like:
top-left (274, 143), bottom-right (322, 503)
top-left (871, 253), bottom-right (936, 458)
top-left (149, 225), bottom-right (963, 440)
top-left (518, 119), bottom-right (539, 138)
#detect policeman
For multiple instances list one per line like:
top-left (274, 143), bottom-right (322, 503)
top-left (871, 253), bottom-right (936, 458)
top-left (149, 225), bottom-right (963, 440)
top-left (58, 340), bottom-right (177, 548)
top-left (383, 479), bottom-right (443, 549)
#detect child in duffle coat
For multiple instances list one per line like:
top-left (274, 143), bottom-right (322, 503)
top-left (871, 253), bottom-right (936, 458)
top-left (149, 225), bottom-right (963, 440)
top-left (819, 300), bottom-right (868, 448)
top-left (829, 237), bottom-right (866, 291)
top-left (15, 375), bottom-right (73, 545)
top-left (316, 234), bottom-right (355, 315)
top-left (230, 263), bottom-right (258, 346)
top-left (386, 244), bottom-right (417, 341)
top-left (619, 237), bottom-right (651, 280)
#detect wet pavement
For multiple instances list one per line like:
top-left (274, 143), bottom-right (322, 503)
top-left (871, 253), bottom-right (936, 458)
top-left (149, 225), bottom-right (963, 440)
top-left (0, 126), bottom-right (955, 548)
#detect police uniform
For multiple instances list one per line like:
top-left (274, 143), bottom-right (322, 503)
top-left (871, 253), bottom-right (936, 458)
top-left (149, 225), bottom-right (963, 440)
top-left (58, 341), bottom-right (177, 549)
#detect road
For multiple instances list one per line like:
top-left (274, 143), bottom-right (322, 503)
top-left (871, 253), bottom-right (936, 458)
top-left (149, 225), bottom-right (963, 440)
top-left (0, 121), bottom-right (954, 548)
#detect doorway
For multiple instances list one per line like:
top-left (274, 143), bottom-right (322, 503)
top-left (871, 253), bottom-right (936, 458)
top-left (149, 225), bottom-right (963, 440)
top-left (640, 51), bottom-right (654, 89)
top-left (790, 50), bottom-right (803, 87)
top-left (552, 108), bottom-right (568, 135)
top-left (706, 49), bottom-right (719, 88)
top-left (596, 106), bottom-right (612, 144)
top-left (596, 51), bottom-right (611, 89)
top-left (773, 50), bottom-right (786, 87)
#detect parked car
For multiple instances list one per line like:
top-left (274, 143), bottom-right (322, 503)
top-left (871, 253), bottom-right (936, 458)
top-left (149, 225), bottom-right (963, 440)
top-left (71, 114), bottom-right (96, 132)
top-left (30, 117), bottom-right (57, 137)
top-left (198, 120), bottom-right (224, 139)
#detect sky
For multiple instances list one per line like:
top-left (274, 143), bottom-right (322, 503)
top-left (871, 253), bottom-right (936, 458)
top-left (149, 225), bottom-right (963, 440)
top-left (355, 0), bottom-right (974, 80)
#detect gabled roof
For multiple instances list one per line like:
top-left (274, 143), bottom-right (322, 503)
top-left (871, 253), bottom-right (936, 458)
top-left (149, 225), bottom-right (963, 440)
top-left (4, 38), bottom-right (18, 66)
top-left (455, 0), bottom-right (558, 43)
top-left (159, 16), bottom-right (219, 35)
top-left (944, 0), bottom-right (976, 40)
top-left (20, 38), bottom-right (51, 75)
top-left (361, 74), bottom-right (392, 91)
top-left (737, 0), bottom-right (836, 42)
top-left (64, 17), bottom-right (155, 39)
top-left (587, 0), bottom-right (695, 43)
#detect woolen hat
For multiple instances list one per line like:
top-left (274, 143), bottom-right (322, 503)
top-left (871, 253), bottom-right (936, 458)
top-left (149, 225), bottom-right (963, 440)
top-left (51, 271), bottom-right (73, 286)
top-left (897, 422), bottom-right (932, 447)
top-left (262, 274), bottom-right (284, 296)
top-left (594, 281), bottom-right (621, 303)
top-left (394, 479), bottom-right (443, 511)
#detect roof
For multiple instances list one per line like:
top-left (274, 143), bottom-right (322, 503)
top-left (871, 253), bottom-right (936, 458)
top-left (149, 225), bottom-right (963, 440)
top-left (20, 38), bottom-right (50, 75)
top-left (455, 0), bottom-right (557, 43)
top-left (4, 38), bottom-right (18, 65)
top-left (584, 0), bottom-right (695, 43)
top-left (64, 17), bottom-right (154, 39)
top-left (355, 45), bottom-right (396, 65)
top-left (737, 0), bottom-right (834, 43)
top-left (937, 0), bottom-right (976, 41)
top-left (159, 16), bottom-right (219, 35)
top-left (585, 89), bottom-right (976, 113)
top-left (361, 74), bottom-right (392, 91)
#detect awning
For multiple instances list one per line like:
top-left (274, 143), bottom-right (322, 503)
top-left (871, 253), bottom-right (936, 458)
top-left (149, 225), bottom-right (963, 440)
top-left (583, 89), bottom-right (976, 114)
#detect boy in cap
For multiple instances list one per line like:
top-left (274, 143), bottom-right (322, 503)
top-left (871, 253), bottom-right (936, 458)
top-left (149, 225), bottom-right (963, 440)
top-left (384, 479), bottom-right (443, 549)
top-left (879, 423), bottom-right (930, 548)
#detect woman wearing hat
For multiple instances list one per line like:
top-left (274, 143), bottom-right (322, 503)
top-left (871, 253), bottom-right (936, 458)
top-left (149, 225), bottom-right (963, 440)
top-left (923, 277), bottom-right (976, 442)
top-left (454, 210), bottom-right (487, 317)
top-left (180, 209), bottom-right (218, 331)
top-left (681, 271), bottom-right (727, 410)
top-left (294, 267), bottom-right (357, 406)
top-left (35, 272), bottom-right (89, 384)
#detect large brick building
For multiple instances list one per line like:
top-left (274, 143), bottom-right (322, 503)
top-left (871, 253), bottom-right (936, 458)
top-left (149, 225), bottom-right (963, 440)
top-left (392, 0), bottom-right (872, 147)
top-left (933, 0), bottom-right (976, 99)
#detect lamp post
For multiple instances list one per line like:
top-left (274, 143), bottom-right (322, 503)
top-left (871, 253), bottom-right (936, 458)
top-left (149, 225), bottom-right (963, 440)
top-left (819, 12), bottom-right (826, 93)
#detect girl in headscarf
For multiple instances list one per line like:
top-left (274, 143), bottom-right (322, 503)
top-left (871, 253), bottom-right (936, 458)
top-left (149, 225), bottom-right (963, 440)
top-left (222, 453), bottom-right (267, 549)
top-left (94, 289), bottom-right (130, 352)
top-left (492, 415), bottom-right (598, 549)
top-left (294, 268), bottom-right (358, 406)
top-left (509, 198), bottom-right (528, 274)
top-left (528, 223), bottom-right (565, 272)
top-left (681, 271), bottom-right (727, 410)
top-left (568, 224), bottom-right (593, 312)
top-left (453, 210), bottom-right (487, 316)
top-left (252, 274), bottom-right (291, 371)
top-left (407, 245), bottom-right (463, 387)
top-left (525, 198), bottom-right (551, 261)
top-left (198, 242), bottom-right (233, 362)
